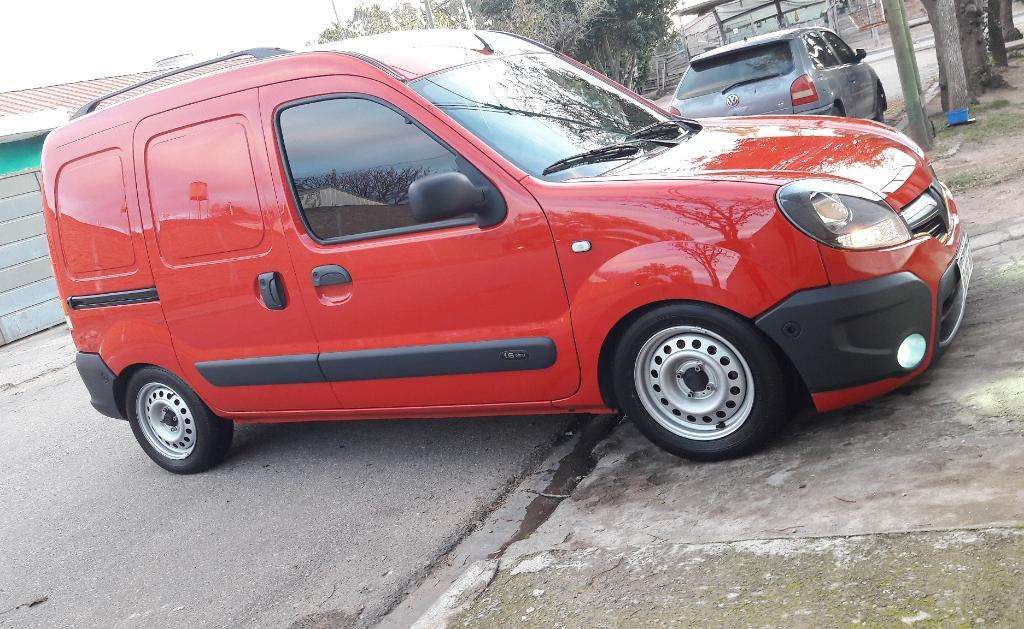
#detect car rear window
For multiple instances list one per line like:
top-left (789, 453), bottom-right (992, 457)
top-left (676, 42), bottom-right (794, 100)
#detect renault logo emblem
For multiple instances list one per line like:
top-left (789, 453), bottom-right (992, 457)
top-left (725, 93), bottom-right (741, 108)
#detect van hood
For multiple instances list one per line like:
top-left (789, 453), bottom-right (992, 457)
top-left (584, 115), bottom-right (926, 198)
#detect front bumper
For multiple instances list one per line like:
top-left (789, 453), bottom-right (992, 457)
top-left (756, 235), bottom-right (971, 402)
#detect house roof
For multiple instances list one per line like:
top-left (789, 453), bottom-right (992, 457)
top-left (0, 71), bottom-right (163, 117)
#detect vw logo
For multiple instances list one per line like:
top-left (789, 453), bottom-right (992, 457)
top-left (725, 93), bottom-right (741, 108)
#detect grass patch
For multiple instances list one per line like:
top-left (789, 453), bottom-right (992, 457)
top-left (943, 162), bottom-right (1024, 193)
top-left (936, 111), bottom-right (1024, 144)
top-left (974, 98), bottom-right (1012, 112)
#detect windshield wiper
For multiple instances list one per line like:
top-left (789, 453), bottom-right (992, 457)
top-left (720, 72), bottom-right (785, 94)
top-left (542, 143), bottom-right (644, 176)
top-left (625, 119), bottom-right (700, 143)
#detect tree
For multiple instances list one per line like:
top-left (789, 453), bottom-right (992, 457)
top-left (1000, 0), bottom-right (1022, 41)
top-left (922, 0), bottom-right (970, 110)
top-left (478, 0), bottom-right (611, 53)
top-left (478, 0), bottom-right (676, 90)
top-left (316, 2), bottom-right (461, 43)
top-left (988, 0), bottom-right (1009, 67)
top-left (572, 0), bottom-right (678, 89)
top-left (956, 0), bottom-right (999, 95)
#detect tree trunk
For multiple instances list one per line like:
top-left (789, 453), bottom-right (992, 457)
top-left (957, 0), bottom-right (993, 96)
top-left (1000, 0), bottom-right (1022, 40)
top-left (989, 0), bottom-right (1009, 66)
top-left (924, 0), bottom-right (971, 111)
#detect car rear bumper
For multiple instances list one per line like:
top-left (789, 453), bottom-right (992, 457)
top-left (75, 352), bottom-right (123, 419)
top-left (755, 234), bottom-right (971, 410)
top-left (798, 101), bottom-right (835, 115)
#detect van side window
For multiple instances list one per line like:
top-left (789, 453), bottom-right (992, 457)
top-left (278, 97), bottom-right (461, 241)
top-left (805, 34), bottom-right (840, 68)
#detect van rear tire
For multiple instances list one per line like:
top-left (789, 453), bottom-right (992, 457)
top-left (126, 367), bottom-right (233, 474)
top-left (612, 303), bottom-right (788, 461)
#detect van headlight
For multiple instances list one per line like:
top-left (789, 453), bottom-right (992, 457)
top-left (776, 178), bottom-right (912, 250)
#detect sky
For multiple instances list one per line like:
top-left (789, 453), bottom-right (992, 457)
top-left (0, 0), bottom-right (401, 92)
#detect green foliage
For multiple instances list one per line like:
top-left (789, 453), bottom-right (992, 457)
top-left (574, 0), bottom-right (677, 89)
top-left (317, 2), bottom-right (460, 43)
top-left (477, 0), bottom-right (675, 89)
top-left (316, 0), bottom-right (677, 91)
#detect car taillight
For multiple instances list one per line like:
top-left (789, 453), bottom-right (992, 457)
top-left (790, 75), bottom-right (819, 107)
top-left (668, 105), bottom-right (681, 116)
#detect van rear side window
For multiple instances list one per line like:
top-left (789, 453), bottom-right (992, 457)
top-left (56, 151), bottom-right (136, 278)
top-left (146, 118), bottom-right (265, 265)
top-left (677, 43), bottom-right (794, 100)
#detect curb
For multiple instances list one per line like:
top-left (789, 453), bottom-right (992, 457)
top-left (410, 560), bottom-right (499, 629)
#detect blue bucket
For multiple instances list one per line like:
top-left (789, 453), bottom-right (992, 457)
top-left (947, 108), bottom-right (970, 126)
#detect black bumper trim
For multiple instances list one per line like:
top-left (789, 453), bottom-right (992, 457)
top-left (755, 272), bottom-right (932, 393)
top-left (75, 352), bottom-right (123, 419)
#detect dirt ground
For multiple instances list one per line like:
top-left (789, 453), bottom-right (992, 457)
top-left (445, 57), bottom-right (1024, 629)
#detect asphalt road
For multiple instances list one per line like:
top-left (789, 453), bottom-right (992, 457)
top-left (866, 37), bottom-right (939, 106)
top-left (0, 329), bottom-right (572, 628)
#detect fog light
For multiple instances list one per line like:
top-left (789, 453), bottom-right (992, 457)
top-left (897, 333), bottom-right (926, 369)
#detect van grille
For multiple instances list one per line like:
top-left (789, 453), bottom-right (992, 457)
top-left (900, 187), bottom-right (949, 239)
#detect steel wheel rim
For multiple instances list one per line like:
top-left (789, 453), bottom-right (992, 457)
top-left (633, 325), bottom-right (755, 441)
top-left (136, 383), bottom-right (196, 460)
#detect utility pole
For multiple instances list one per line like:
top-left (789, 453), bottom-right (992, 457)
top-left (891, 0), bottom-right (923, 95)
top-left (882, 0), bottom-right (932, 148)
top-left (423, 0), bottom-right (436, 28)
top-left (329, 0), bottom-right (341, 27)
top-left (459, 0), bottom-right (475, 28)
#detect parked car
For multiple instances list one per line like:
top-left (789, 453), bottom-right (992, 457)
top-left (670, 27), bottom-right (887, 121)
top-left (43, 30), bottom-right (969, 474)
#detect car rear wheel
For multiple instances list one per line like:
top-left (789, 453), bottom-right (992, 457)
top-left (126, 367), bottom-right (233, 474)
top-left (613, 304), bottom-right (788, 461)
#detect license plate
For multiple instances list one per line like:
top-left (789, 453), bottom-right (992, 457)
top-left (957, 234), bottom-right (973, 291)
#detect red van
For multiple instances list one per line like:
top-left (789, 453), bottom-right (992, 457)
top-left (42, 31), bottom-right (971, 473)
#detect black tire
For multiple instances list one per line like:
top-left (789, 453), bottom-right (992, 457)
top-left (828, 102), bottom-right (846, 117)
top-left (125, 367), bottom-right (233, 474)
top-left (873, 81), bottom-right (887, 122)
top-left (612, 303), bottom-right (788, 461)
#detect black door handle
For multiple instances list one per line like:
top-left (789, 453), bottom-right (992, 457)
top-left (257, 272), bottom-right (287, 310)
top-left (311, 264), bottom-right (352, 287)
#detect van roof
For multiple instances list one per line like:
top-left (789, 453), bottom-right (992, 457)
top-left (313, 30), bottom-right (547, 79)
top-left (46, 30), bottom-right (546, 148)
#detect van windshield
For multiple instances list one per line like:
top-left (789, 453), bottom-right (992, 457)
top-left (677, 42), bottom-right (794, 100)
top-left (411, 53), bottom-right (667, 179)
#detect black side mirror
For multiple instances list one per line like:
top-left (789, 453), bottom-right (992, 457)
top-left (855, 48), bottom-right (867, 62)
top-left (409, 172), bottom-right (504, 227)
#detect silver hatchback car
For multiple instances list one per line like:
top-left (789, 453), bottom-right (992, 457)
top-left (669, 27), bottom-right (886, 121)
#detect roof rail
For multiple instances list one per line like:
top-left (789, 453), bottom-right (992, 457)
top-left (71, 47), bottom-right (292, 119)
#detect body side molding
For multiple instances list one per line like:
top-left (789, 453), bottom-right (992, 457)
top-left (67, 287), bottom-right (159, 310)
top-left (195, 337), bottom-right (557, 387)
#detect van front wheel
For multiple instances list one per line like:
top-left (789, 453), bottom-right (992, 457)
top-left (613, 304), bottom-right (788, 461)
top-left (126, 367), bottom-right (233, 474)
